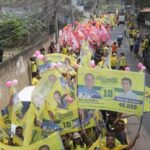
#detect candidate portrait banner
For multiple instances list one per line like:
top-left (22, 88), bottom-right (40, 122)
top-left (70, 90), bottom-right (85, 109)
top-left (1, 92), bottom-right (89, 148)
top-left (0, 132), bottom-right (64, 150)
top-left (77, 67), bottom-right (145, 116)
top-left (41, 68), bottom-right (96, 134)
top-left (31, 69), bottom-right (61, 111)
top-left (38, 53), bottom-right (76, 74)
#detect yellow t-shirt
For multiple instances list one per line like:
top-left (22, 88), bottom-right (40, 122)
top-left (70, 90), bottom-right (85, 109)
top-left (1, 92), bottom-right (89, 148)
top-left (62, 47), bottom-right (67, 54)
top-left (31, 78), bottom-right (39, 85)
top-left (101, 145), bottom-right (127, 150)
top-left (31, 62), bottom-right (37, 73)
top-left (101, 137), bottom-right (121, 147)
top-left (132, 30), bottom-right (136, 37)
top-left (0, 117), bottom-right (5, 128)
top-left (121, 118), bottom-right (128, 125)
top-left (118, 57), bottom-right (126, 67)
top-left (89, 139), bottom-right (100, 150)
top-left (111, 57), bottom-right (118, 67)
top-left (75, 145), bottom-right (87, 150)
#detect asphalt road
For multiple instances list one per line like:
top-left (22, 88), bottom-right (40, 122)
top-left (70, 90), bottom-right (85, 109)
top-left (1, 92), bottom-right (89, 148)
top-left (110, 24), bottom-right (150, 138)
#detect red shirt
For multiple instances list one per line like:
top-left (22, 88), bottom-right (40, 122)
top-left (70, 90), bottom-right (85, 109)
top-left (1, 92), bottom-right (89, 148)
top-left (112, 44), bottom-right (118, 53)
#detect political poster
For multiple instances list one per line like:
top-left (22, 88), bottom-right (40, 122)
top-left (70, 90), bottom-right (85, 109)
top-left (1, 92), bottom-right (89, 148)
top-left (37, 67), bottom-right (96, 134)
top-left (38, 53), bottom-right (76, 74)
top-left (78, 67), bottom-right (145, 115)
top-left (79, 41), bottom-right (92, 67)
top-left (43, 75), bottom-right (96, 134)
top-left (31, 69), bottom-right (61, 111)
top-left (144, 87), bottom-right (150, 112)
top-left (0, 132), bottom-right (64, 150)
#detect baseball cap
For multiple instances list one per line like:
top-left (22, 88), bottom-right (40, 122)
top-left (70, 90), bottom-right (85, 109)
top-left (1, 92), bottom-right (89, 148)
top-left (73, 132), bottom-right (81, 139)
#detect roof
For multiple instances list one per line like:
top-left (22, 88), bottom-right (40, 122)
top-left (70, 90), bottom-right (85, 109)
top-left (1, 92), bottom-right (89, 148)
top-left (141, 8), bottom-right (150, 13)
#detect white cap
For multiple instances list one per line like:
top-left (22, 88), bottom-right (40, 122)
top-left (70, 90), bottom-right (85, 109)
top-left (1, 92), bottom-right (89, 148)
top-left (73, 132), bottom-right (81, 139)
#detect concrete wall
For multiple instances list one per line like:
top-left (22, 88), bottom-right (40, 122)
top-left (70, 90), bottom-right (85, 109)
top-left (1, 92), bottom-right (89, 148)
top-left (0, 35), bottom-right (54, 110)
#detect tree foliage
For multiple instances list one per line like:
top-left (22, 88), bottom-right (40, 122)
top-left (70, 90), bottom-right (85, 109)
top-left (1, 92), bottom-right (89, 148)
top-left (0, 13), bottom-right (45, 49)
top-left (140, 0), bottom-right (150, 8)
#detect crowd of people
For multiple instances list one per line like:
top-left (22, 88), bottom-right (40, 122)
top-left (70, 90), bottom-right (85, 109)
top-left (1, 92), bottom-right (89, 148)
top-left (0, 11), bottom-right (147, 150)
top-left (61, 111), bottom-right (139, 150)
top-left (126, 14), bottom-right (150, 58)
top-left (29, 12), bottom-right (141, 150)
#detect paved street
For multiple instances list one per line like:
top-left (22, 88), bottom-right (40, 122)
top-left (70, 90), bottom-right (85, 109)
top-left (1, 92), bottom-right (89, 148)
top-left (111, 25), bottom-right (150, 150)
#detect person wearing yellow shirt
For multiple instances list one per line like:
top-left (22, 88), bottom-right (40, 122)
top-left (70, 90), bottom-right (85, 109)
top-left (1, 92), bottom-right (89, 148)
top-left (62, 46), bottom-right (68, 55)
top-left (143, 35), bottom-right (149, 57)
top-left (30, 57), bottom-right (38, 78)
top-left (132, 29), bottom-right (137, 41)
top-left (117, 53), bottom-right (127, 70)
top-left (129, 36), bottom-right (134, 53)
top-left (128, 29), bottom-right (132, 38)
top-left (140, 39), bottom-right (145, 55)
top-left (111, 53), bottom-right (118, 69)
top-left (101, 132), bottom-right (139, 150)
top-left (71, 132), bottom-right (88, 150)
top-left (32, 77), bottom-right (39, 85)
top-left (31, 72), bottom-right (41, 85)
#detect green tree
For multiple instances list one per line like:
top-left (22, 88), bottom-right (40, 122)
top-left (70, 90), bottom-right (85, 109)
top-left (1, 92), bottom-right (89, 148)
top-left (0, 13), bottom-right (45, 49)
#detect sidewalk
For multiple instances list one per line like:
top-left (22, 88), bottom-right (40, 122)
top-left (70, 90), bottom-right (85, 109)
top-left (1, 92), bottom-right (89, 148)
top-left (121, 33), bottom-right (150, 150)
top-left (127, 116), bottom-right (150, 150)
top-left (111, 25), bottom-right (150, 150)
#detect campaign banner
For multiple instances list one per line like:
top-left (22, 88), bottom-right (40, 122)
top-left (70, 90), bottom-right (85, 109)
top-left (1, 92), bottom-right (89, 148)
top-left (78, 67), bottom-right (145, 116)
top-left (0, 132), bottom-right (64, 150)
top-left (144, 87), bottom-right (150, 112)
top-left (79, 41), bottom-right (92, 67)
top-left (38, 53), bottom-right (76, 74)
top-left (31, 69), bottom-right (61, 111)
top-left (43, 75), bottom-right (96, 134)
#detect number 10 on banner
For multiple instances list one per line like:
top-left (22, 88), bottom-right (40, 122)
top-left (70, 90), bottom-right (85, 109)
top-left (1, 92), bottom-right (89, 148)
top-left (102, 88), bottom-right (115, 99)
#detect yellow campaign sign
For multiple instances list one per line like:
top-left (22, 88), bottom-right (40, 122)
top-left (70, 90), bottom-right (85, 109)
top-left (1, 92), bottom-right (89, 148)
top-left (144, 87), bottom-right (150, 112)
top-left (80, 41), bottom-right (92, 67)
top-left (77, 67), bottom-right (145, 116)
top-left (31, 69), bottom-right (61, 111)
top-left (38, 53), bottom-right (76, 74)
top-left (89, 138), bottom-right (100, 150)
top-left (0, 132), bottom-right (64, 150)
top-left (39, 67), bottom-right (96, 134)
top-left (44, 78), bottom-right (83, 134)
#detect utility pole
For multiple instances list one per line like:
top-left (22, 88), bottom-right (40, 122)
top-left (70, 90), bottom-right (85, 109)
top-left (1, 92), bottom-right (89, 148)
top-left (54, 0), bottom-right (59, 43)
top-left (132, 0), bottom-right (135, 14)
top-left (70, 0), bottom-right (74, 25)
top-left (0, 0), bottom-right (2, 14)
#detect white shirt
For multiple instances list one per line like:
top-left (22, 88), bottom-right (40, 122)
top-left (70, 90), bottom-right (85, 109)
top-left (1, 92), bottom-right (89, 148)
top-left (119, 90), bottom-right (138, 100)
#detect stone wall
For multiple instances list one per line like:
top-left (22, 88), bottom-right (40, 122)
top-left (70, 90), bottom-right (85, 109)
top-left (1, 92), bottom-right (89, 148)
top-left (0, 35), bottom-right (54, 109)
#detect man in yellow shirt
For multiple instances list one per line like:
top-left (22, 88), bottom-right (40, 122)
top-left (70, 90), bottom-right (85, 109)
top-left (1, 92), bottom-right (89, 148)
top-left (31, 72), bottom-right (41, 85)
top-left (118, 53), bottom-right (127, 70)
top-left (101, 132), bottom-right (139, 150)
top-left (111, 53), bottom-right (118, 69)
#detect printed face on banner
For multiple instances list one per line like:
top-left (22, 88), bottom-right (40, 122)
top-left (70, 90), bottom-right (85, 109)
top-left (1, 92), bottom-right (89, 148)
top-left (42, 76), bottom-right (81, 134)
top-left (78, 73), bottom-right (102, 99)
top-left (38, 54), bottom-right (76, 74)
top-left (31, 70), bottom-right (61, 110)
top-left (78, 67), bottom-right (145, 116)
